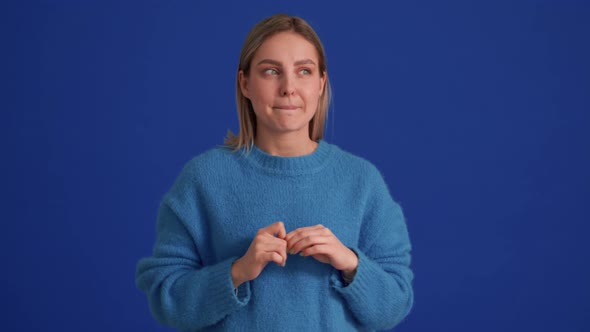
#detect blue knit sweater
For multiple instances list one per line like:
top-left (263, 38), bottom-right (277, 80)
top-left (135, 140), bottom-right (413, 331)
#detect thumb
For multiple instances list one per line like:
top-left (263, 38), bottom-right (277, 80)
top-left (263, 221), bottom-right (287, 239)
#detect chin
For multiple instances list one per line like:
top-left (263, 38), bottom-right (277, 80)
top-left (276, 121), bottom-right (310, 132)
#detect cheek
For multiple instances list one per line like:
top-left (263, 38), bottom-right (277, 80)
top-left (303, 80), bottom-right (321, 96)
top-left (253, 82), bottom-right (277, 102)
top-left (248, 88), bottom-right (268, 105)
top-left (304, 88), bottom-right (321, 106)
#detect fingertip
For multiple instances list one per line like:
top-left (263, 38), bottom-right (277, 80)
top-left (284, 232), bottom-right (293, 242)
top-left (273, 221), bottom-right (286, 238)
top-left (272, 252), bottom-right (284, 265)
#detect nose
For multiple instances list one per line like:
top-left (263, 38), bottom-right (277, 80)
top-left (279, 74), bottom-right (296, 96)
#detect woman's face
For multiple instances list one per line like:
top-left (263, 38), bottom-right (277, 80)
top-left (240, 31), bottom-right (326, 139)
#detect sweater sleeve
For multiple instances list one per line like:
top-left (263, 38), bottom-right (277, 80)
top-left (331, 167), bottom-right (414, 330)
top-left (135, 200), bottom-right (251, 330)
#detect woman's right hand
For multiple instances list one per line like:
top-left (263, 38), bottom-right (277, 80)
top-left (231, 221), bottom-right (287, 288)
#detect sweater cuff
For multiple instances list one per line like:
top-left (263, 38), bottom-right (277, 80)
top-left (208, 257), bottom-right (251, 308)
top-left (330, 248), bottom-right (375, 300)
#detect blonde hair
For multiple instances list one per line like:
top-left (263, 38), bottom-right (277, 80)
top-left (224, 13), bottom-right (332, 151)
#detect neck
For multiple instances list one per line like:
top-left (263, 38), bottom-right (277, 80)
top-left (254, 130), bottom-right (318, 157)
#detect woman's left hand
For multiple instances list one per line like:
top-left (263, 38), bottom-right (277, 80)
top-left (285, 224), bottom-right (358, 273)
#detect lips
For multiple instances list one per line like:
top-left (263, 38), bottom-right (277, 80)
top-left (273, 105), bottom-right (300, 110)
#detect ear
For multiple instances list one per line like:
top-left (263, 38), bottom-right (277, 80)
top-left (239, 70), bottom-right (250, 98)
top-left (319, 71), bottom-right (327, 96)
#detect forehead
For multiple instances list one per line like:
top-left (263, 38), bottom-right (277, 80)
top-left (253, 31), bottom-right (319, 63)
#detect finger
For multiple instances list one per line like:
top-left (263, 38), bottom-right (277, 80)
top-left (287, 227), bottom-right (332, 252)
top-left (302, 245), bottom-right (358, 271)
top-left (268, 237), bottom-right (288, 266)
top-left (281, 241), bottom-right (288, 265)
top-left (285, 224), bottom-right (325, 242)
top-left (261, 221), bottom-right (287, 239)
top-left (261, 251), bottom-right (284, 267)
top-left (275, 248), bottom-right (287, 267)
top-left (255, 234), bottom-right (287, 251)
top-left (255, 235), bottom-right (287, 265)
top-left (288, 231), bottom-right (321, 253)
top-left (290, 235), bottom-right (329, 255)
top-left (285, 224), bottom-right (329, 249)
top-left (300, 244), bottom-right (330, 257)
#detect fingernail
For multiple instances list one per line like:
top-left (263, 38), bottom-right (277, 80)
top-left (282, 261), bottom-right (286, 267)
top-left (289, 249), bottom-right (294, 255)
top-left (299, 252), bottom-right (306, 257)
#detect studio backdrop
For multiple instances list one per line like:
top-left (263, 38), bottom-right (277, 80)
top-left (4, 1), bottom-right (589, 331)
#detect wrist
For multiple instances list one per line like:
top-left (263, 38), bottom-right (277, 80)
top-left (342, 248), bottom-right (358, 273)
top-left (341, 267), bottom-right (357, 286)
top-left (341, 267), bottom-right (357, 279)
top-left (231, 259), bottom-right (247, 288)
top-left (340, 248), bottom-right (358, 279)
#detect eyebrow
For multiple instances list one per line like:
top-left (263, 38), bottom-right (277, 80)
top-left (256, 58), bottom-right (317, 67)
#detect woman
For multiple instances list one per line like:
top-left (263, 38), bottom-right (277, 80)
top-left (136, 13), bottom-right (413, 331)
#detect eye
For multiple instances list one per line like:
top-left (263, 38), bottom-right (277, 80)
top-left (299, 68), bottom-right (312, 75)
top-left (264, 68), bottom-right (279, 75)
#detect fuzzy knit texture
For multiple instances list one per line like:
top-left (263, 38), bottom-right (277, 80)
top-left (135, 140), bottom-right (414, 331)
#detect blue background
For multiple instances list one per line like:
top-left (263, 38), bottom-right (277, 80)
top-left (3, 0), bottom-right (589, 331)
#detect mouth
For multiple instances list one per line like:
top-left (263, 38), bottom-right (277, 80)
top-left (273, 105), bottom-right (300, 111)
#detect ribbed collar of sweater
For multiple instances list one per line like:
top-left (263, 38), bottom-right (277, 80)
top-left (242, 140), bottom-right (334, 176)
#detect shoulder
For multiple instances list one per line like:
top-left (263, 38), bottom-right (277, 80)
top-left (325, 142), bottom-right (399, 206)
top-left (166, 146), bottom-right (239, 196)
top-left (181, 143), bottom-right (256, 177)
top-left (326, 141), bottom-right (385, 182)
top-left (182, 146), bottom-right (237, 174)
